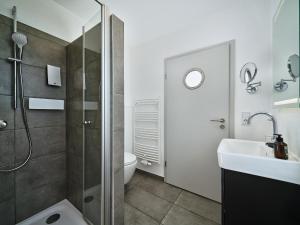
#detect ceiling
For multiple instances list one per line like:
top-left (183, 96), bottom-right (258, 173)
top-left (0, 0), bottom-right (238, 45)
top-left (104, 0), bottom-right (238, 46)
top-left (0, 0), bottom-right (101, 42)
top-left (53, 0), bottom-right (100, 23)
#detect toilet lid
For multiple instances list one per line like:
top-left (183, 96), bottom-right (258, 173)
top-left (124, 152), bottom-right (137, 166)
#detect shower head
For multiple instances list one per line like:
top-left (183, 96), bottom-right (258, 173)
top-left (12, 32), bottom-right (27, 58)
top-left (12, 32), bottom-right (28, 49)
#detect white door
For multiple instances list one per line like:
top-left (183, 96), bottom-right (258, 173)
top-left (165, 43), bottom-right (230, 202)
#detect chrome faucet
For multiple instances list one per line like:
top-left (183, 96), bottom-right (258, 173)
top-left (246, 112), bottom-right (277, 139)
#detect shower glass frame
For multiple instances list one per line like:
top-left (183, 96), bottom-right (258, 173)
top-left (82, 1), bottom-right (112, 225)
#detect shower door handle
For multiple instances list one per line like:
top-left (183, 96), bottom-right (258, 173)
top-left (84, 120), bottom-right (92, 125)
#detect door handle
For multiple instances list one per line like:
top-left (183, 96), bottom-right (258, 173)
top-left (210, 118), bottom-right (225, 123)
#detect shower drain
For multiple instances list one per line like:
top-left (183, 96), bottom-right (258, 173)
top-left (46, 213), bottom-right (61, 224)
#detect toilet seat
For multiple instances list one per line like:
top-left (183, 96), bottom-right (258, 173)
top-left (124, 152), bottom-right (137, 166)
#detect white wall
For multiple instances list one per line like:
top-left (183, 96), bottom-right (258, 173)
top-left (126, 0), bottom-right (274, 176)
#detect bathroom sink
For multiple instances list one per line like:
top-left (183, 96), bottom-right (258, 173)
top-left (217, 139), bottom-right (300, 185)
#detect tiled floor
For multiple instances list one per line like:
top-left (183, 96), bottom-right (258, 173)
top-left (125, 171), bottom-right (221, 225)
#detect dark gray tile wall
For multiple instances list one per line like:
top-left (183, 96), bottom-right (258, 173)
top-left (111, 14), bottom-right (125, 225)
top-left (0, 199), bottom-right (15, 225)
top-left (0, 14), bottom-right (67, 224)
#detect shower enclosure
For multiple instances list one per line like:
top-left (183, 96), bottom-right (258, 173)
top-left (0, 0), bottom-right (117, 224)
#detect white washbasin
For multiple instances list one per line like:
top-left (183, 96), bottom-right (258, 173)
top-left (217, 139), bottom-right (300, 185)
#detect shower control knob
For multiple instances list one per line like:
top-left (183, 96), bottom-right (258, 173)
top-left (0, 120), bottom-right (7, 129)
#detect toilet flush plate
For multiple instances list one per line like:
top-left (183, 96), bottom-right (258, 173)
top-left (47, 65), bottom-right (61, 87)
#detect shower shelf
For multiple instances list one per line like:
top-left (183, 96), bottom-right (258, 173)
top-left (28, 98), bottom-right (64, 110)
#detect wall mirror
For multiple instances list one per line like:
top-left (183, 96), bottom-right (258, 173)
top-left (273, 0), bottom-right (299, 107)
top-left (240, 62), bottom-right (257, 83)
top-left (288, 54), bottom-right (299, 79)
top-left (184, 69), bottom-right (205, 90)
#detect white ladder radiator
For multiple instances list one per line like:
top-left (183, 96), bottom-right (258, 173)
top-left (134, 99), bottom-right (161, 165)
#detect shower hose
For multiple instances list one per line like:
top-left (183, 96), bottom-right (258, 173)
top-left (0, 51), bottom-right (32, 172)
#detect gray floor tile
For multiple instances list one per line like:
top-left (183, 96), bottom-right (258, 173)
top-left (126, 172), bottom-right (145, 192)
top-left (125, 187), bottom-right (172, 223)
top-left (162, 205), bottom-right (219, 225)
top-left (137, 174), bottom-right (182, 203)
top-left (175, 191), bottom-right (221, 224)
top-left (125, 203), bottom-right (159, 225)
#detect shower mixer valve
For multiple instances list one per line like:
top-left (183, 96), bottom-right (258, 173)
top-left (0, 120), bottom-right (7, 129)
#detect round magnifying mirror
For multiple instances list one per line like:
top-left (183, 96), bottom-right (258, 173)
top-left (184, 69), bottom-right (205, 90)
top-left (287, 54), bottom-right (299, 79)
top-left (240, 62), bottom-right (257, 83)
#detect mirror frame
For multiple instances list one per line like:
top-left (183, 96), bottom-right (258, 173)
top-left (287, 54), bottom-right (299, 79)
top-left (240, 62), bottom-right (257, 84)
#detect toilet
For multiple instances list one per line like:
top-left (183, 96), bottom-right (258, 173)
top-left (124, 152), bottom-right (137, 184)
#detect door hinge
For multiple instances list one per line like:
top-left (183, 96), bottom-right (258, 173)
top-left (164, 161), bottom-right (167, 167)
top-left (164, 74), bottom-right (167, 80)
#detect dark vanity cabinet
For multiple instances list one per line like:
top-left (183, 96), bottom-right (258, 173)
top-left (221, 169), bottom-right (300, 225)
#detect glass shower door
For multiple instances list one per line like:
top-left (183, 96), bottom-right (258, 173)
top-left (82, 9), bottom-right (103, 225)
top-left (66, 2), bottom-right (103, 224)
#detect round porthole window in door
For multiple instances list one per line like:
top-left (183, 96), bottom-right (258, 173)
top-left (183, 69), bottom-right (205, 90)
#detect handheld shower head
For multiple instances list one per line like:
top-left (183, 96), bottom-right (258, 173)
top-left (12, 32), bottom-right (27, 58)
top-left (12, 32), bottom-right (27, 48)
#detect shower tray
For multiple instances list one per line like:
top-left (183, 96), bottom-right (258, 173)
top-left (16, 200), bottom-right (87, 225)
